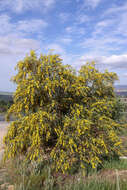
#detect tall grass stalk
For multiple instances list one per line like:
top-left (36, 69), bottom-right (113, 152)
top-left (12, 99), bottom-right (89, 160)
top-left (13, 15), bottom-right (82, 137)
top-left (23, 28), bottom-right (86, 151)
top-left (116, 169), bottom-right (120, 190)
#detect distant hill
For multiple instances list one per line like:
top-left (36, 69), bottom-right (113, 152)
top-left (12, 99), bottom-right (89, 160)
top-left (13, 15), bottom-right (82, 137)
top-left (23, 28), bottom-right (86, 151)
top-left (115, 85), bottom-right (127, 91)
top-left (0, 91), bottom-right (13, 96)
top-left (0, 91), bottom-right (13, 102)
top-left (114, 85), bottom-right (127, 96)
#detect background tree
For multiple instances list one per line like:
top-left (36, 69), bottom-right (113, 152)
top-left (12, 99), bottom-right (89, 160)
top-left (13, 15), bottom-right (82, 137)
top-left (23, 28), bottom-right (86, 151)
top-left (4, 51), bottom-right (125, 173)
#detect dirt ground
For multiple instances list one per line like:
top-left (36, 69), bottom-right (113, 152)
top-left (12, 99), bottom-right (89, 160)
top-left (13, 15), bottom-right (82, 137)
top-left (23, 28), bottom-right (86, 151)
top-left (0, 122), bottom-right (9, 160)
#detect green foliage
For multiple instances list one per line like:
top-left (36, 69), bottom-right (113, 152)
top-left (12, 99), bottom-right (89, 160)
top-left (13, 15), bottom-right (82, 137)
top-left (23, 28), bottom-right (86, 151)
top-left (111, 98), bottom-right (125, 122)
top-left (4, 50), bottom-right (126, 173)
top-left (0, 100), bottom-right (13, 113)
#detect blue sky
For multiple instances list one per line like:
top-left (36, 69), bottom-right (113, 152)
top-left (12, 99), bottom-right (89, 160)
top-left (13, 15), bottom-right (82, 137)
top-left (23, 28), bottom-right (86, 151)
top-left (0, 0), bottom-right (127, 91)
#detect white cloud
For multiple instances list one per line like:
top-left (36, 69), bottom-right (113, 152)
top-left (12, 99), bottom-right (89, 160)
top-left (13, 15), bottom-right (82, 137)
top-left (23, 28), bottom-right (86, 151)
top-left (0, 0), bottom-right (56, 13)
top-left (123, 73), bottom-right (127, 77)
top-left (115, 12), bottom-right (127, 37)
top-left (81, 36), bottom-right (121, 51)
top-left (0, 35), bottom-right (40, 55)
top-left (96, 19), bottom-right (113, 28)
top-left (0, 14), bottom-right (46, 89)
top-left (65, 27), bottom-right (74, 33)
top-left (76, 0), bottom-right (101, 8)
top-left (0, 15), bottom-right (46, 91)
top-left (76, 14), bottom-right (90, 24)
top-left (79, 54), bottom-right (127, 70)
top-left (60, 38), bottom-right (72, 44)
top-left (0, 34), bottom-right (41, 91)
top-left (65, 26), bottom-right (86, 35)
top-left (0, 15), bottom-right (13, 35)
top-left (84, 0), bottom-right (101, 8)
top-left (93, 19), bottom-right (115, 36)
top-left (42, 0), bottom-right (55, 7)
top-left (0, 14), bottom-right (44, 56)
top-left (79, 16), bottom-right (127, 54)
top-left (103, 2), bottom-right (127, 17)
top-left (45, 43), bottom-right (77, 67)
top-left (17, 19), bottom-right (48, 33)
top-left (59, 13), bottom-right (70, 22)
top-left (102, 55), bottom-right (127, 69)
top-left (0, 14), bottom-right (48, 36)
top-left (101, 3), bottom-right (127, 37)
top-left (80, 4), bottom-right (127, 55)
top-left (45, 43), bottom-right (65, 55)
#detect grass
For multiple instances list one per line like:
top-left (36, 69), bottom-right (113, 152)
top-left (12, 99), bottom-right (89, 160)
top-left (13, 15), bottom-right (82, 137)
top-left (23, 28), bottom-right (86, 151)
top-left (0, 156), bottom-right (127, 190)
top-left (103, 158), bottom-right (127, 170)
top-left (0, 157), bottom-right (56, 190)
top-left (64, 180), bottom-right (127, 190)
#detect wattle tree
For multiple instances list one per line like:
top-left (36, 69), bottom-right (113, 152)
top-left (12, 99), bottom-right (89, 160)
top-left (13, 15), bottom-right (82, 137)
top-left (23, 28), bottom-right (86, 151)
top-left (4, 50), bottom-right (125, 173)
